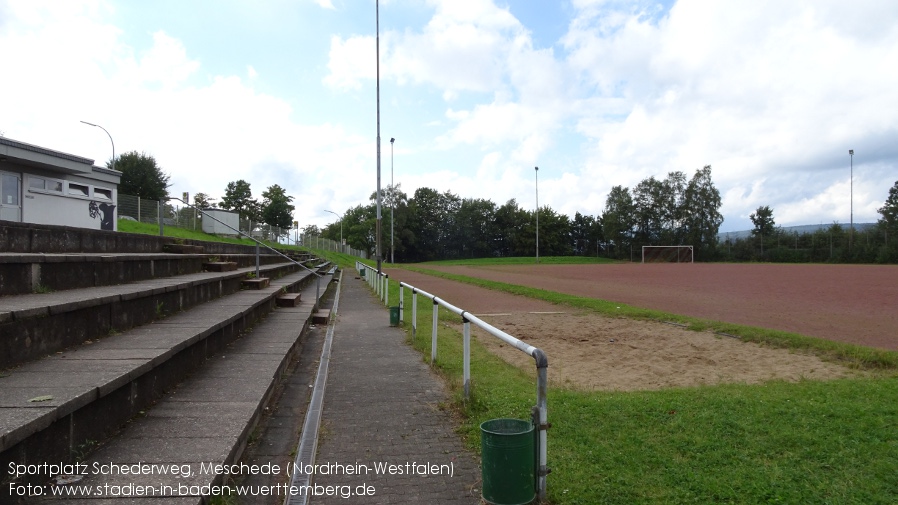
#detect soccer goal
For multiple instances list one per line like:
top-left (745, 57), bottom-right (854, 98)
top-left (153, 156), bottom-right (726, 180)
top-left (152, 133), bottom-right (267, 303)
top-left (642, 245), bottom-right (694, 263)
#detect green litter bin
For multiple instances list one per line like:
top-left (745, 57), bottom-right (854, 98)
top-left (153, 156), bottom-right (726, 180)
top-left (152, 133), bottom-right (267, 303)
top-left (481, 418), bottom-right (535, 505)
top-left (360, 268), bottom-right (366, 277)
top-left (389, 306), bottom-right (400, 326)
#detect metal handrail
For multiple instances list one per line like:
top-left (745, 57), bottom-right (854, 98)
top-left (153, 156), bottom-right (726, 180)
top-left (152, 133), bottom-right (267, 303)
top-left (166, 197), bottom-right (323, 301)
top-left (357, 261), bottom-right (389, 306)
top-left (396, 277), bottom-right (550, 502)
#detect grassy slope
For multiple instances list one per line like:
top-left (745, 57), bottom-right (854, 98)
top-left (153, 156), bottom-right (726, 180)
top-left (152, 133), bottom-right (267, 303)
top-left (117, 219), bottom-right (300, 250)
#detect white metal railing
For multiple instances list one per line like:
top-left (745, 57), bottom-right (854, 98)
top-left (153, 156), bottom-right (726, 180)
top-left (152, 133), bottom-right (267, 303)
top-left (356, 261), bottom-right (389, 306)
top-left (396, 279), bottom-right (550, 502)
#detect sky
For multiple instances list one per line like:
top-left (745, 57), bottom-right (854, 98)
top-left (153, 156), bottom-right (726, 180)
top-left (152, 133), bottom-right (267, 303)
top-left (1, 0), bottom-right (896, 233)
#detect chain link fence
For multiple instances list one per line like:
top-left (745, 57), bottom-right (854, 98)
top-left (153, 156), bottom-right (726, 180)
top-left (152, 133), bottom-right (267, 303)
top-left (117, 193), bottom-right (368, 257)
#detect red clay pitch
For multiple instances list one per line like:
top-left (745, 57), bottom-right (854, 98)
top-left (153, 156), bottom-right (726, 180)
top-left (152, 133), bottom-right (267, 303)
top-left (415, 263), bottom-right (898, 351)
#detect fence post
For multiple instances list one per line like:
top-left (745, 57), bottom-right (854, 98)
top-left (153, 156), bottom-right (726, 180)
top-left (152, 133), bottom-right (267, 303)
top-left (412, 289), bottom-right (417, 340)
top-left (385, 274), bottom-right (389, 307)
top-left (158, 200), bottom-right (164, 236)
top-left (431, 299), bottom-right (439, 364)
top-left (255, 242), bottom-right (260, 278)
top-left (536, 361), bottom-right (549, 502)
top-left (463, 315), bottom-right (470, 399)
top-left (399, 284), bottom-right (404, 323)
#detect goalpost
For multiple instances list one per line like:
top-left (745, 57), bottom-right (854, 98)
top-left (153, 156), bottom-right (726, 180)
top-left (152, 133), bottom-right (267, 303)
top-left (642, 245), bottom-right (694, 263)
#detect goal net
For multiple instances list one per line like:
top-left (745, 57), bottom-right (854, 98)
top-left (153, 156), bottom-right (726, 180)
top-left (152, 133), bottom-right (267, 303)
top-left (642, 245), bottom-right (694, 263)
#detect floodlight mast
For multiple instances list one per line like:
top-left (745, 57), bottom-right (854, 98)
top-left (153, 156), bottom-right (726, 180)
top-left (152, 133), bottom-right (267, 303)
top-left (390, 137), bottom-right (395, 264)
top-left (535, 166), bottom-right (539, 264)
top-left (849, 149), bottom-right (854, 251)
top-left (375, 0), bottom-right (383, 273)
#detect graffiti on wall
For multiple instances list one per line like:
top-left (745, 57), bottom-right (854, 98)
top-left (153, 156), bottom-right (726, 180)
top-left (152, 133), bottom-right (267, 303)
top-left (89, 201), bottom-right (116, 230)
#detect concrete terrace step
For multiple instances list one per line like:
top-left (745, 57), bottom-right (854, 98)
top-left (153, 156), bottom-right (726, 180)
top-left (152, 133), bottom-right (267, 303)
top-left (31, 273), bottom-right (336, 504)
top-left (0, 261), bottom-right (308, 369)
top-left (0, 252), bottom-right (294, 296)
top-left (0, 269), bottom-right (333, 497)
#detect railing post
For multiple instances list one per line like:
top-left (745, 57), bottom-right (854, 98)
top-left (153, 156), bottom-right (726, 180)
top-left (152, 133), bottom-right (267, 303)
top-left (431, 298), bottom-right (438, 364)
top-left (399, 284), bottom-right (404, 322)
top-left (412, 289), bottom-right (417, 340)
top-left (255, 242), bottom-right (260, 278)
top-left (158, 200), bottom-right (164, 236)
top-left (384, 274), bottom-right (389, 307)
top-left (536, 363), bottom-right (548, 502)
top-left (463, 315), bottom-right (471, 399)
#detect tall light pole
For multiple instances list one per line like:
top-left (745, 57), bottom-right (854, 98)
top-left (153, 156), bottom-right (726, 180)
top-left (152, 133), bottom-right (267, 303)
top-left (324, 210), bottom-right (342, 253)
top-left (375, 0), bottom-right (383, 273)
top-left (535, 166), bottom-right (539, 264)
top-left (849, 149), bottom-right (854, 251)
top-left (80, 121), bottom-right (114, 171)
top-left (390, 137), bottom-right (395, 264)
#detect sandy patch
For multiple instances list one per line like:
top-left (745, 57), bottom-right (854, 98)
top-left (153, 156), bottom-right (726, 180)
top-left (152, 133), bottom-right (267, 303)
top-left (466, 311), bottom-right (860, 392)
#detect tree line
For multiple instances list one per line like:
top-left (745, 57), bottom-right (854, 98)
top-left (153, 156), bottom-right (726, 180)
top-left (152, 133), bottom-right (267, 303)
top-left (721, 181), bottom-right (898, 264)
top-left (321, 166), bottom-right (725, 263)
top-left (111, 149), bottom-right (898, 264)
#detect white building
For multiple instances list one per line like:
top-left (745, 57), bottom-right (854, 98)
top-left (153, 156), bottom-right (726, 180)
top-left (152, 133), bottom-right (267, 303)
top-left (0, 137), bottom-right (121, 231)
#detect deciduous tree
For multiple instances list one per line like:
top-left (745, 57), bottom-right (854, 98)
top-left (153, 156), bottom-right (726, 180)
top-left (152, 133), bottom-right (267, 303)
top-left (112, 151), bottom-right (170, 200)
top-left (261, 184), bottom-right (295, 231)
top-left (220, 180), bottom-right (261, 222)
top-left (682, 165), bottom-right (723, 259)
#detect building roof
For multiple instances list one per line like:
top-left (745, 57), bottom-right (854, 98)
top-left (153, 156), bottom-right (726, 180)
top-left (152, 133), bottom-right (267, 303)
top-left (0, 136), bottom-right (121, 181)
top-left (0, 136), bottom-right (95, 165)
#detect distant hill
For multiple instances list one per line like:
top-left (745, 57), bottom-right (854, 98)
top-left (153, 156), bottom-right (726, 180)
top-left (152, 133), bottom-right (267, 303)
top-left (718, 223), bottom-right (877, 242)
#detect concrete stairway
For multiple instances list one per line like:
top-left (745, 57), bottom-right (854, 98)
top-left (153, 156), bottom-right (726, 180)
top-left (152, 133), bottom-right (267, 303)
top-left (0, 222), bottom-right (336, 503)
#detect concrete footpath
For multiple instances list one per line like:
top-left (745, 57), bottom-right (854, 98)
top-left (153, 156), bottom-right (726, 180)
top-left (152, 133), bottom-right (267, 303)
top-left (311, 274), bottom-right (482, 504)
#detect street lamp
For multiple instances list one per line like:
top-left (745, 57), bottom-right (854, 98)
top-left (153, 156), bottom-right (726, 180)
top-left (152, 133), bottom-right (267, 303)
top-left (849, 149), bottom-right (854, 250)
top-left (80, 121), bottom-right (115, 171)
top-left (535, 166), bottom-right (539, 264)
top-left (324, 209), bottom-right (342, 253)
top-left (390, 137), bottom-right (395, 264)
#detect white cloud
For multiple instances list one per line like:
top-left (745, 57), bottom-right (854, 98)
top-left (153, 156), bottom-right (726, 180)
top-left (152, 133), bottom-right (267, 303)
top-left (0, 0), bottom-right (381, 229)
top-left (561, 0), bottom-right (898, 229)
top-left (4, 0), bottom-right (897, 236)
top-left (323, 34), bottom-right (375, 90)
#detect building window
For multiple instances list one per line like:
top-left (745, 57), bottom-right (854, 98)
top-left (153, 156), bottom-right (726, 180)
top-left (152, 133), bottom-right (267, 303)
top-left (29, 177), bottom-right (64, 194)
top-left (68, 183), bottom-right (89, 197)
top-left (29, 177), bottom-right (46, 190)
top-left (93, 187), bottom-right (113, 200)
